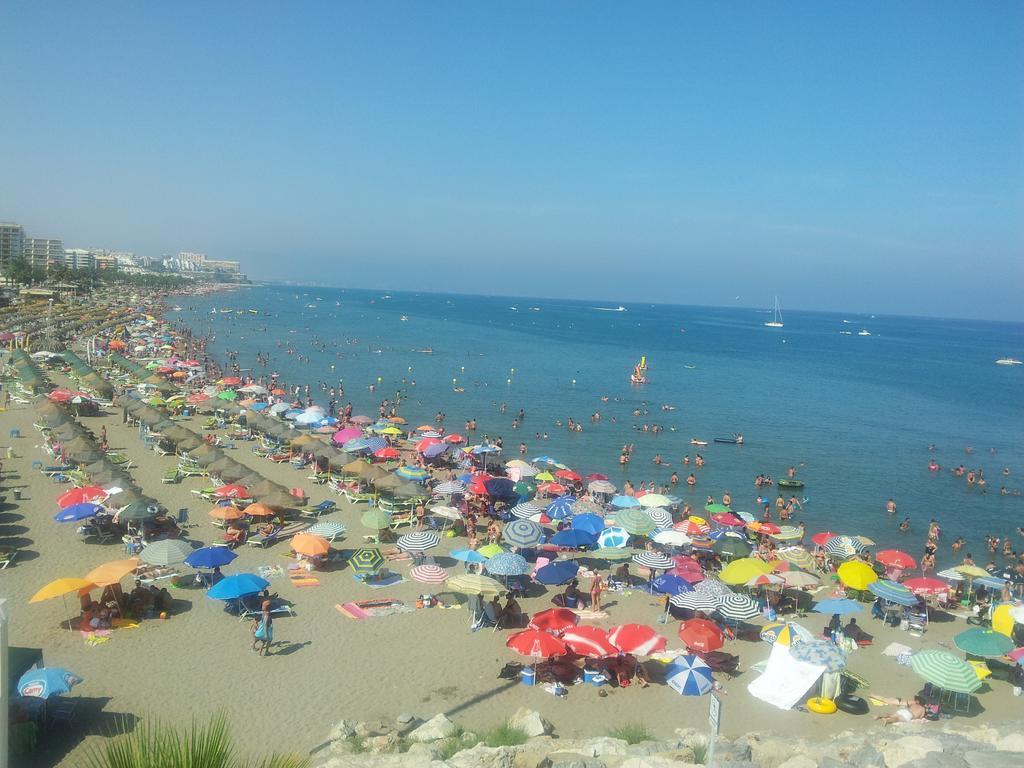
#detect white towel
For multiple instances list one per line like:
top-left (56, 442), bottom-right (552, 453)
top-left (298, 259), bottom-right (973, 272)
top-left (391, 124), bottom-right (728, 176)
top-left (747, 642), bottom-right (825, 710)
top-left (882, 641), bottom-right (912, 657)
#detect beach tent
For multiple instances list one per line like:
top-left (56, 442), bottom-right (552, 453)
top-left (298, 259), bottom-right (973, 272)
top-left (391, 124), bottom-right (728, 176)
top-left (747, 641), bottom-right (827, 710)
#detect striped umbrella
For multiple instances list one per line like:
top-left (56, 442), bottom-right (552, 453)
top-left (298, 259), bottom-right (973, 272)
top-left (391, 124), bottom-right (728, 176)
top-left (790, 640), bottom-right (847, 672)
top-left (561, 626), bottom-right (618, 658)
top-left (770, 525), bottom-right (803, 541)
top-left (597, 526), bottom-right (630, 549)
top-left (447, 573), bottom-right (505, 596)
top-left (632, 552), bottom-right (675, 570)
top-left (360, 508), bottom-right (392, 530)
top-left (511, 502), bottom-right (546, 520)
top-left (868, 580), bottom-right (918, 606)
top-left (665, 655), bottom-right (715, 696)
top-left (571, 498), bottom-right (605, 516)
top-left (910, 649), bottom-right (981, 694)
top-left (588, 480), bottom-right (616, 494)
top-left (503, 519), bottom-right (544, 548)
top-left (824, 535), bottom-right (867, 560)
top-left (694, 577), bottom-right (733, 597)
top-left (775, 547), bottom-right (816, 570)
top-left (396, 466), bottom-right (430, 482)
top-left (349, 548), bottom-right (385, 574)
top-left (616, 507), bottom-right (656, 536)
top-left (410, 564), bottom-right (449, 584)
top-left (307, 521), bottom-right (347, 541)
top-left (485, 552), bottom-right (530, 577)
top-left (609, 624), bottom-right (667, 655)
top-left (546, 496), bottom-right (576, 520)
top-left (397, 531), bottom-right (441, 552)
top-left (139, 539), bottom-right (193, 566)
top-left (670, 591), bottom-right (721, 612)
top-left (433, 480), bottom-right (467, 495)
top-left (593, 547), bottom-right (633, 561)
top-left (646, 507), bottom-right (674, 530)
top-left (715, 594), bottom-right (762, 620)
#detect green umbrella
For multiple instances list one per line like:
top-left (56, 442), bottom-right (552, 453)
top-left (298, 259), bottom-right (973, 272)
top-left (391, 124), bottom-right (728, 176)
top-left (909, 649), bottom-right (982, 694)
top-left (615, 507), bottom-right (656, 536)
top-left (216, 390), bottom-right (238, 401)
top-left (712, 537), bottom-right (752, 559)
top-left (953, 628), bottom-right (1015, 659)
top-left (349, 548), bottom-right (385, 575)
top-left (593, 547), bottom-right (633, 561)
top-left (361, 508), bottom-right (392, 530)
top-left (118, 501), bottom-right (164, 522)
top-left (514, 480), bottom-right (537, 498)
top-left (705, 503), bottom-right (731, 514)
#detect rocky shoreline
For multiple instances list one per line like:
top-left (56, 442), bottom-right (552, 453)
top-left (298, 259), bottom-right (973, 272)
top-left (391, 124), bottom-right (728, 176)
top-left (313, 710), bottom-right (1024, 768)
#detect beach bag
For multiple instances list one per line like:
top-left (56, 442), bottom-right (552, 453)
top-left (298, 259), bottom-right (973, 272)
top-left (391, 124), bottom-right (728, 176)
top-left (254, 620), bottom-right (267, 640)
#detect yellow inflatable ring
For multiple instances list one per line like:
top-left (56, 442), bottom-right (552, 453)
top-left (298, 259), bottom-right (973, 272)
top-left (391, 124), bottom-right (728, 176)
top-left (807, 697), bottom-right (837, 714)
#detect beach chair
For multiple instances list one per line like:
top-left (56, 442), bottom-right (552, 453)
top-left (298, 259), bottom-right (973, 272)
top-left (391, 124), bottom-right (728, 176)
top-left (178, 465), bottom-right (210, 480)
top-left (300, 500), bottom-right (336, 519)
top-left (238, 595), bottom-right (295, 621)
top-left (106, 452), bottom-right (132, 468)
top-left (306, 471), bottom-right (330, 485)
top-left (0, 550), bottom-right (18, 569)
top-left (341, 488), bottom-right (374, 505)
top-left (388, 508), bottom-right (414, 531)
top-left (162, 467), bottom-right (181, 484)
top-left (245, 521), bottom-right (310, 548)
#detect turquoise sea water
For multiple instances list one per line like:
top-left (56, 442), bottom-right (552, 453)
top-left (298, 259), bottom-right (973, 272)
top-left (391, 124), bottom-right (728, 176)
top-left (175, 285), bottom-right (1024, 567)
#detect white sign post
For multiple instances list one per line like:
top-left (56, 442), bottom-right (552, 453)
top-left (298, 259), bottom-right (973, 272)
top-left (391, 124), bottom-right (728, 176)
top-left (707, 691), bottom-right (722, 768)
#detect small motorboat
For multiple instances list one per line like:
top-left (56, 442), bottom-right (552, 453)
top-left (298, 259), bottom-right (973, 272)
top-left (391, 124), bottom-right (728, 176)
top-left (690, 439), bottom-right (708, 447)
top-left (995, 358), bottom-right (1022, 366)
top-left (778, 479), bottom-right (804, 489)
top-left (713, 434), bottom-right (744, 445)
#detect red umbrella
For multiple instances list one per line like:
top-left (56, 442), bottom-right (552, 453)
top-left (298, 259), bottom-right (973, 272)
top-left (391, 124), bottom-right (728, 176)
top-left (156, 366), bottom-right (176, 374)
top-left (811, 531), bottom-right (837, 547)
top-left (506, 629), bottom-right (568, 658)
top-left (373, 447), bottom-right (400, 460)
top-left (539, 482), bottom-right (568, 495)
top-left (187, 393), bottom-right (209, 404)
top-left (678, 619), bottom-right (725, 653)
top-left (528, 608), bottom-right (579, 635)
top-left (57, 486), bottom-right (106, 508)
top-left (749, 521), bottom-right (781, 535)
top-left (674, 520), bottom-right (708, 536)
top-left (876, 550), bottom-right (917, 569)
top-left (415, 438), bottom-right (442, 452)
top-left (561, 626), bottom-right (618, 658)
top-left (443, 434), bottom-right (465, 444)
top-left (608, 624), bottom-right (667, 656)
top-left (220, 376), bottom-right (242, 386)
top-left (213, 484), bottom-right (250, 499)
top-left (711, 512), bottom-right (745, 527)
top-left (903, 577), bottom-right (948, 595)
top-left (555, 469), bottom-right (582, 482)
top-left (47, 389), bottom-right (74, 403)
top-left (586, 473), bottom-right (609, 481)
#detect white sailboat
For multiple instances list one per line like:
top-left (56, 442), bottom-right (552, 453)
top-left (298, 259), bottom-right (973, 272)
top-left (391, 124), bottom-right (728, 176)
top-left (764, 296), bottom-right (784, 328)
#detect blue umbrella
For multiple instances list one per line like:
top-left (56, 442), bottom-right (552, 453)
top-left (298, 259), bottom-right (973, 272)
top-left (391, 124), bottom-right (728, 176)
top-left (652, 573), bottom-right (694, 596)
top-left (472, 445), bottom-right (501, 455)
top-left (532, 455), bottom-right (560, 465)
top-left (708, 529), bottom-right (747, 541)
top-left (503, 519), bottom-right (545, 548)
top-left (484, 478), bottom-right (516, 499)
top-left (812, 598), bottom-right (863, 615)
top-left (551, 529), bottom-right (598, 549)
top-left (611, 495), bottom-right (641, 509)
top-left (423, 443), bottom-right (449, 459)
top-left (249, 402), bottom-right (269, 411)
top-left (363, 437), bottom-right (387, 453)
top-left (451, 549), bottom-right (488, 564)
top-left (597, 526), bottom-right (630, 549)
top-left (546, 496), bottom-right (577, 520)
top-left (54, 502), bottom-right (104, 522)
top-left (665, 655), bottom-right (715, 696)
top-left (343, 438), bottom-right (369, 452)
top-left (484, 552), bottom-right (530, 577)
top-left (185, 546), bottom-right (238, 569)
top-left (867, 579), bottom-right (919, 606)
top-left (535, 561), bottom-right (580, 585)
top-left (17, 667), bottom-right (83, 699)
top-left (207, 573), bottom-right (270, 601)
top-left (790, 640), bottom-right (848, 672)
top-left (396, 466), bottom-right (430, 482)
top-left (571, 513), bottom-right (605, 536)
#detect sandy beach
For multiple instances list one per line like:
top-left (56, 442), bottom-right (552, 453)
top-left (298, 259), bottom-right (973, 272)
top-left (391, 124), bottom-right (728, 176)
top-left (0, 296), bottom-right (1019, 767)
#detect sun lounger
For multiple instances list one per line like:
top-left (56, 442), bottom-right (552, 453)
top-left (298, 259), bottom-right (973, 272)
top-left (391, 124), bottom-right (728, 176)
top-left (238, 595), bottom-right (295, 620)
top-left (0, 550), bottom-right (18, 569)
top-left (300, 500), bottom-right (337, 519)
top-left (162, 467), bottom-right (181, 484)
top-left (245, 521), bottom-right (310, 548)
top-left (307, 472), bottom-right (330, 485)
top-left (341, 488), bottom-right (374, 505)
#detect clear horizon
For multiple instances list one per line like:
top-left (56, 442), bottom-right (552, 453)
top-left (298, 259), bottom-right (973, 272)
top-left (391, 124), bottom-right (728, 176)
top-left (2, 2), bottom-right (1022, 320)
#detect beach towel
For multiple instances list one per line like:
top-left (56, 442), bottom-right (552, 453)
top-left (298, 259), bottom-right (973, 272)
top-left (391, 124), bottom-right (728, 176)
top-left (291, 577), bottom-right (320, 587)
top-left (571, 609), bottom-right (609, 621)
top-left (354, 573), bottom-right (404, 588)
top-left (882, 641), bottom-right (913, 657)
top-left (257, 565), bottom-right (286, 580)
top-left (747, 642), bottom-right (826, 710)
top-left (336, 599), bottom-right (410, 619)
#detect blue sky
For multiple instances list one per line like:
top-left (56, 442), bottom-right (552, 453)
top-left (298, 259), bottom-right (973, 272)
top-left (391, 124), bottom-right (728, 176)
top-left (2, 2), bottom-right (1022, 319)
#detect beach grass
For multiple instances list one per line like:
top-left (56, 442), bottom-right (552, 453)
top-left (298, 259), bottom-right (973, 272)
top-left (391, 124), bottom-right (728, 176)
top-left (481, 722), bottom-right (529, 748)
top-left (81, 713), bottom-right (310, 768)
top-left (609, 722), bottom-right (653, 745)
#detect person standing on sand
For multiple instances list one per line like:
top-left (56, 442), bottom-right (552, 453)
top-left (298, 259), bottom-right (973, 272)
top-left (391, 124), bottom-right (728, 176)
top-left (589, 571), bottom-right (604, 611)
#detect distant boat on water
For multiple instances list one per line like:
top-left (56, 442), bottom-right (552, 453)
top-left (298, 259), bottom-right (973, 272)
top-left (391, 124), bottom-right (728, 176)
top-left (594, 305), bottom-right (627, 312)
top-left (995, 357), bottom-right (1022, 366)
top-left (764, 297), bottom-right (784, 328)
top-left (858, 329), bottom-right (871, 336)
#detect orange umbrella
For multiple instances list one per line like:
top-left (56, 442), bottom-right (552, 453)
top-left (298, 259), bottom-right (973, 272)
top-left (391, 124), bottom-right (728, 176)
top-left (388, 416), bottom-right (407, 424)
top-left (210, 505), bottom-right (244, 521)
top-left (242, 502), bottom-right (275, 518)
top-left (85, 558), bottom-right (139, 587)
top-left (291, 533), bottom-right (330, 557)
top-left (416, 425), bottom-right (434, 432)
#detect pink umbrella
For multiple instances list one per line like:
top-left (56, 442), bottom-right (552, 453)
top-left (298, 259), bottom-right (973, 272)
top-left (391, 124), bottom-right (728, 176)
top-left (332, 427), bottom-right (363, 445)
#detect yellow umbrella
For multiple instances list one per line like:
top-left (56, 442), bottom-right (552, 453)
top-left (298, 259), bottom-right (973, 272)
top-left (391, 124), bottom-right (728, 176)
top-left (953, 564), bottom-right (990, 579)
top-left (992, 604), bottom-right (1015, 638)
top-left (535, 472), bottom-right (555, 482)
top-left (720, 557), bottom-right (772, 585)
top-left (30, 577), bottom-right (96, 632)
top-left (477, 543), bottom-right (505, 558)
top-left (377, 426), bottom-right (402, 435)
top-left (837, 560), bottom-right (878, 590)
top-left (447, 573), bottom-right (504, 596)
top-left (85, 559), bottom-right (139, 588)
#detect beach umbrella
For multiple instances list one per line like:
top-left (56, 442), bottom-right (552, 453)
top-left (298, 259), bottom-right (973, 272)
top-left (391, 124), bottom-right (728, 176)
top-left (307, 521), bottom-right (347, 541)
top-left (597, 526), bottom-right (630, 549)
top-left (867, 580), bottom-right (918, 606)
top-left (632, 552), bottom-right (675, 570)
top-left (30, 577), bottom-right (96, 631)
top-left (770, 526), bottom-right (803, 541)
top-left (748, 521), bottom-right (781, 536)
top-left (910, 649), bottom-right (981, 694)
top-left (292, 533), bottom-right (331, 557)
top-left (588, 480), bottom-right (616, 494)
top-left (507, 629), bottom-right (568, 658)
top-left (678, 619), bottom-right (726, 652)
top-left (781, 571), bottom-right (820, 588)
top-left (207, 573), bottom-right (270, 601)
top-left (17, 668), bottom-right (83, 699)
top-left (410, 564), bottom-right (449, 584)
top-left (242, 502), bottom-right (276, 518)
top-left (609, 624), bottom-right (667, 655)
top-left (57, 486), bottom-right (106, 508)
top-left (903, 577), bottom-right (949, 596)
top-left (824, 535), bottom-right (866, 560)
top-left (429, 506), bottom-right (462, 524)
top-left (759, 621), bottom-right (815, 646)
top-left (396, 531), bottom-right (440, 552)
top-left (528, 607), bottom-right (579, 634)
top-left (646, 508), bottom-right (674, 530)
top-left (513, 480), bottom-right (538, 498)
top-left (551, 529), bottom-right (598, 549)
top-left (373, 447), bottom-right (400, 460)
top-left (953, 628), bottom-right (1015, 658)
top-left (716, 594), bottom-right (762, 621)
top-left (54, 502), bottom-right (105, 523)
top-left (210, 505), bottom-right (244, 522)
top-left (534, 561), bottom-right (580, 585)
top-left (665, 655), bottom-right (715, 696)
top-left (502, 519), bottom-right (545, 549)
top-left (561, 626), bottom-right (617, 658)
top-left (615, 507), bottom-right (656, 536)
top-left (485, 552), bottom-right (530, 577)
top-left (140, 539), bottom-right (193, 566)
top-left (611, 495), bottom-right (641, 509)
top-left (118, 501), bottom-right (163, 523)
top-left (711, 512), bottom-right (745, 527)
top-left (333, 427), bottom-right (363, 445)
top-left (651, 573), bottom-right (693, 595)
top-left (213, 484), bottom-right (250, 499)
top-left (669, 591), bottom-right (721, 612)
top-left (477, 543), bottom-right (505, 559)
top-left (719, 558), bottom-right (772, 585)
top-left (654, 530), bottom-right (691, 547)
top-left (396, 466), bottom-right (430, 482)
top-left (555, 469), bottom-right (582, 483)
top-left (483, 478), bottom-right (516, 499)
top-left (184, 547), bottom-right (237, 569)
top-left (360, 508), bottom-right (392, 531)
top-left (85, 558), bottom-right (140, 587)
top-left (790, 640), bottom-right (847, 672)
top-left (694, 577), bottom-right (733, 597)
top-left (812, 598), bottom-right (863, 615)
top-left (593, 547), bottom-right (633, 562)
top-left (712, 537), bottom-right (751, 560)
top-left (447, 573), bottom-right (505, 596)
top-left (434, 480), bottom-right (467, 495)
top-left (349, 548), bottom-right (385, 575)
top-left (570, 498), bottom-right (605, 517)
top-left (810, 531), bottom-right (837, 547)
top-left (637, 493), bottom-right (671, 508)
top-left (746, 572), bottom-right (785, 587)
top-left (705, 503), bottom-right (730, 515)
top-left (571, 513), bottom-right (605, 536)
top-left (837, 560), bottom-right (877, 590)
top-left (875, 550), bottom-right (917, 570)
top-left (546, 496), bottom-right (576, 520)
top-left (775, 547), bottom-right (815, 570)
top-left (511, 502), bottom-right (546, 520)
top-left (415, 437), bottom-right (442, 453)
top-left (451, 548), bottom-right (488, 564)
